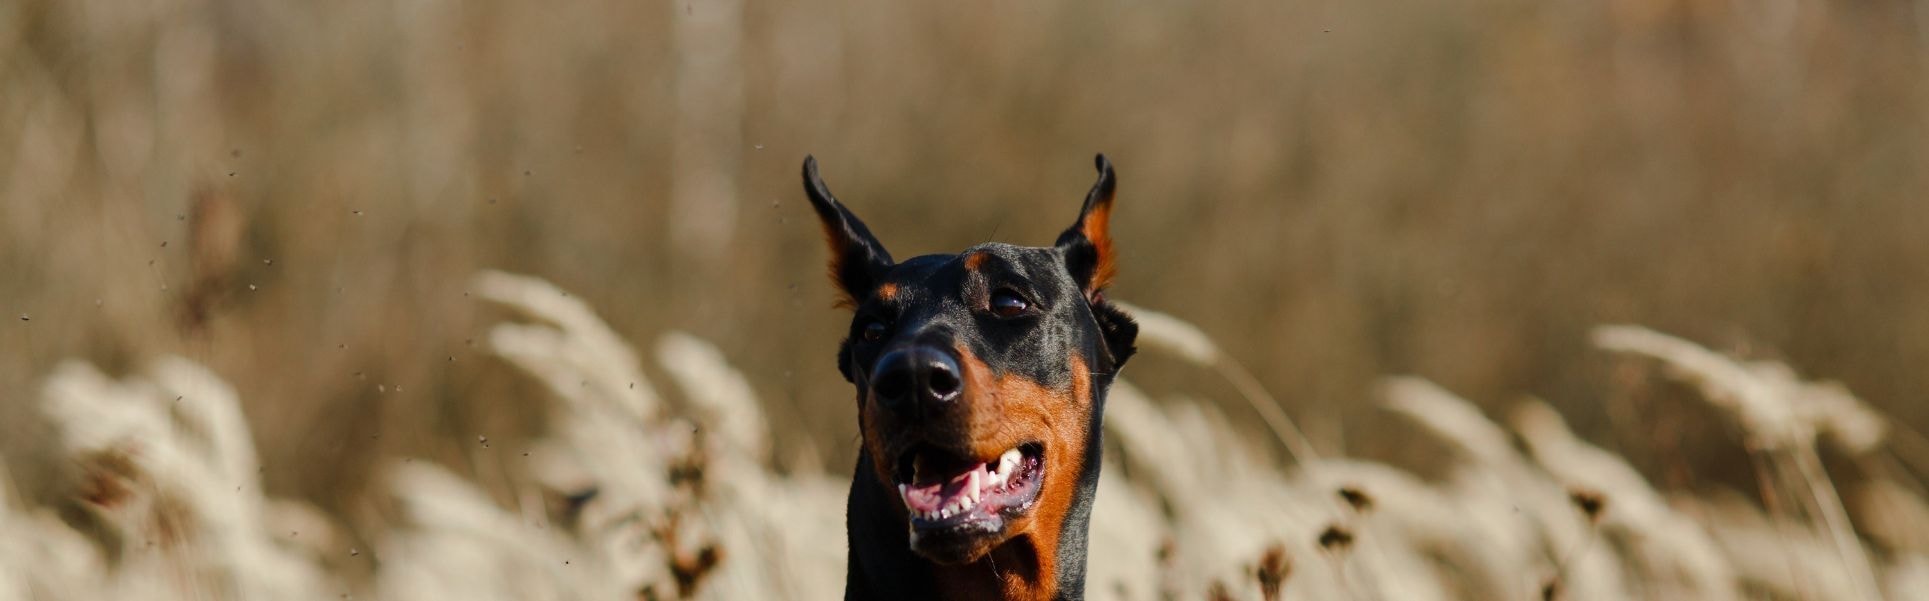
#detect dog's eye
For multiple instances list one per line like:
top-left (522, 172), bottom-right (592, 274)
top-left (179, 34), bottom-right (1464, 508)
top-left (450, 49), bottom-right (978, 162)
top-left (990, 290), bottom-right (1030, 317)
top-left (861, 320), bottom-right (888, 342)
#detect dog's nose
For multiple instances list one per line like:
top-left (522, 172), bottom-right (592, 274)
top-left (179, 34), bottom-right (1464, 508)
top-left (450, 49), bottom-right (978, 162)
top-left (870, 346), bottom-right (962, 412)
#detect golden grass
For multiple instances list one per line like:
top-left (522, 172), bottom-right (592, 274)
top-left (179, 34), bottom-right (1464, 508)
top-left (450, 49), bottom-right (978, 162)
top-left (7, 272), bottom-right (1929, 599)
top-left (7, 0), bottom-right (1929, 498)
top-left (5, 2), bottom-right (1928, 598)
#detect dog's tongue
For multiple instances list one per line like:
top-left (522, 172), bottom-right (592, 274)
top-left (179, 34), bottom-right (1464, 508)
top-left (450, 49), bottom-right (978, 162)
top-left (902, 462), bottom-right (983, 514)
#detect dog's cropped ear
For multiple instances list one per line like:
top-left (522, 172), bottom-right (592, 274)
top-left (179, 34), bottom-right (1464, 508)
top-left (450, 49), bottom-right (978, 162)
top-left (1056, 154), bottom-right (1137, 367)
top-left (1056, 154), bottom-right (1118, 302)
top-left (803, 156), bottom-right (894, 308)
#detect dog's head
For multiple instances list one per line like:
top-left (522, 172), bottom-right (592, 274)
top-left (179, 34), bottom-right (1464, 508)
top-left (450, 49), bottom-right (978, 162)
top-left (804, 155), bottom-right (1138, 566)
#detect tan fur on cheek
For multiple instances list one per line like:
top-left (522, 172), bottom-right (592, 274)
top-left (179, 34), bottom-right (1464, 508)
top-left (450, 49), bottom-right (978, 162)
top-left (939, 349), bottom-right (1096, 600)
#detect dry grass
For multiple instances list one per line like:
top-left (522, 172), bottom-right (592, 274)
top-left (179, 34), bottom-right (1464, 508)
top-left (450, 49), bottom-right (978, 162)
top-left (6, 0), bottom-right (1929, 500)
top-left (5, 1), bottom-right (1929, 598)
top-left (6, 272), bottom-right (1929, 599)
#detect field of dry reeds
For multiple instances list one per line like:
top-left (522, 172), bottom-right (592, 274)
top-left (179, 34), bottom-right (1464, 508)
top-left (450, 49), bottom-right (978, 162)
top-left (6, 0), bottom-right (1929, 599)
top-left (8, 270), bottom-right (1929, 599)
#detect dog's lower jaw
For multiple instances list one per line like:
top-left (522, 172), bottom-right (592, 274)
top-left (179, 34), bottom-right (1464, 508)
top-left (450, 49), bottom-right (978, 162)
top-left (846, 453), bottom-right (1094, 601)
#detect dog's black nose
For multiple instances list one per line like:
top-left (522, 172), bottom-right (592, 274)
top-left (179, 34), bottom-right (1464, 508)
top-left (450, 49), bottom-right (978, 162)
top-left (870, 346), bottom-right (962, 412)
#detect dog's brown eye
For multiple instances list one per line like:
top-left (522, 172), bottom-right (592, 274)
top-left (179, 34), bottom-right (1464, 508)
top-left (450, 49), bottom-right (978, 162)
top-left (861, 321), bottom-right (887, 342)
top-left (990, 290), bottom-right (1029, 317)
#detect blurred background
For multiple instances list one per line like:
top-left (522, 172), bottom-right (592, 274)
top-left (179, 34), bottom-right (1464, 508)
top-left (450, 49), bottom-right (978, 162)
top-left (4, 0), bottom-right (1929, 595)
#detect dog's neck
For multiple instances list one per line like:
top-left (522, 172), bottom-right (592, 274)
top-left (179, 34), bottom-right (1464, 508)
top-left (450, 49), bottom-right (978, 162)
top-left (844, 397), bottom-right (1107, 601)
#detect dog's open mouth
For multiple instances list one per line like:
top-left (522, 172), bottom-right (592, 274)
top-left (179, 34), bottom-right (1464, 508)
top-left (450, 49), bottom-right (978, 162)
top-left (892, 442), bottom-right (1044, 539)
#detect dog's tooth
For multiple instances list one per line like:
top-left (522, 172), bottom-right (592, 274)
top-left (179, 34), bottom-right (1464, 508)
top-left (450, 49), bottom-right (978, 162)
top-left (998, 448), bottom-right (1022, 476)
top-left (898, 484), bottom-right (909, 501)
top-left (968, 470), bottom-right (982, 503)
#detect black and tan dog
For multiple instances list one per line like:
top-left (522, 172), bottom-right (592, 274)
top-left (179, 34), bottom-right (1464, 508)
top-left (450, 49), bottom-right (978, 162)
top-left (801, 155), bottom-right (1138, 600)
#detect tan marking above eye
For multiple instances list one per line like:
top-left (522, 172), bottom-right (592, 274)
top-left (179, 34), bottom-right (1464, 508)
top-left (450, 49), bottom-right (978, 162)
top-left (875, 282), bottom-right (899, 301)
top-left (964, 251), bottom-right (991, 272)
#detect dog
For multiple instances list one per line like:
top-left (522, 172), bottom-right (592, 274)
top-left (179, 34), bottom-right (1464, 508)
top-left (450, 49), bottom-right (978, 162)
top-left (801, 155), bottom-right (1139, 600)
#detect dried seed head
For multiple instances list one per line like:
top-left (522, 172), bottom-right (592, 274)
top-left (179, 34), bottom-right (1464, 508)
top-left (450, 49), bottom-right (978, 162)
top-left (1257, 543), bottom-right (1291, 600)
top-left (77, 449), bottom-right (139, 508)
top-left (1568, 487), bottom-right (1607, 524)
top-left (1337, 485), bottom-right (1374, 513)
top-left (671, 544), bottom-right (723, 597)
top-left (1318, 524), bottom-right (1354, 553)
